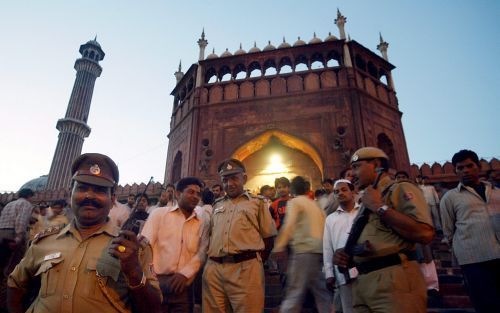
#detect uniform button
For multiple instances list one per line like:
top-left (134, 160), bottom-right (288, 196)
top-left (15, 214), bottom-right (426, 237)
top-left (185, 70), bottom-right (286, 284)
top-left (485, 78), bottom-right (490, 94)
top-left (71, 266), bottom-right (76, 272)
top-left (63, 294), bottom-right (69, 299)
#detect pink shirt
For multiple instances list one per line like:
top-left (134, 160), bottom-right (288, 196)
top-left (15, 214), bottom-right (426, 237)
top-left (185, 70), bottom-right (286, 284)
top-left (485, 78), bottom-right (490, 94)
top-left (141, 206), bottom-right (209, 283)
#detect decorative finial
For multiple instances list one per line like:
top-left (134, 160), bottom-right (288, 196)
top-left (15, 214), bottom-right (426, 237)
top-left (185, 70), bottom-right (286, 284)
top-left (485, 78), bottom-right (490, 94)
top-left (298, 36), bottom-right (301, 40)
top-left (254, 41), bottom-right (257, 47)
top-left (201, 27), bottom-right (205, 39)
top-left (337, 8), bottom-right (341, 18)
top-left (212, 48), bottom-right (215, 53)
top-left (178, 60), bottom-right (182, 72)
top-left (379, 32), bottom-right (384, 43)
top-left (239, 43), bottom-right (242, 49)
top-left (268, 40), bottom-right (271, 45)
top-left (94, 34), bottom-right (97, 41)
top-left (313, 32), bottom-right (317, 38)
top-left (283, 36), bottom-right (286, 43)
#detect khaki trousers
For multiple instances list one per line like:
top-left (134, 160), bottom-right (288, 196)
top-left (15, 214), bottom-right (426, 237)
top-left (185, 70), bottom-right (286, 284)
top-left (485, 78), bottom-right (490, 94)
top-left (352, 260), bottom-right (426, 313)
top-left (202, 258), bottom-right (264, 313)
top-left (339, 283), bottom-right (354, 313)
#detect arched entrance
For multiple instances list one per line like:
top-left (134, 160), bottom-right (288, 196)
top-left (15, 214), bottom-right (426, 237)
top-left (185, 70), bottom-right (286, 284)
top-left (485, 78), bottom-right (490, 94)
top-left (231, 130), bottom-right (323, 193)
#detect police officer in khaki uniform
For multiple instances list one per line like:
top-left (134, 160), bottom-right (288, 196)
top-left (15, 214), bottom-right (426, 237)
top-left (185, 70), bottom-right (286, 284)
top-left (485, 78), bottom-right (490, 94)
top-left (7, 153), bottom-right (161, 313)
top-left (202, 159), bottom-right (277, 313)
top-left (333, 147), bottom-right (435, 313)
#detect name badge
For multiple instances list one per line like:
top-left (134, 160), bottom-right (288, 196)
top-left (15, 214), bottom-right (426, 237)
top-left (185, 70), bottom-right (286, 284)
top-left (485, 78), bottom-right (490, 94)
top-left (43, 252), bottom-right (61, 261)
top-left (214, 206), bottom-right (225, 214)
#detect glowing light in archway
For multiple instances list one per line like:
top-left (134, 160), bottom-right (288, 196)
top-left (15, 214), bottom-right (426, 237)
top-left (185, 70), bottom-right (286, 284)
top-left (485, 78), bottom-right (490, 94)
top-left (262, 154), bottom-right (289, 175)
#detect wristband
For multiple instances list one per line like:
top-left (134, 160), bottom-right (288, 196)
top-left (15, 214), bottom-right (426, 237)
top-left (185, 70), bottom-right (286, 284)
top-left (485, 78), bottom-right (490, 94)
top-left (128, 272), bottom-right (146, 290)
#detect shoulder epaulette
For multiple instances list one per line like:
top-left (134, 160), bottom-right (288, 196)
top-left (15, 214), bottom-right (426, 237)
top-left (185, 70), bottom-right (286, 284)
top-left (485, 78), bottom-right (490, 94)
top-left (32, 224), bottom-right (65, 244)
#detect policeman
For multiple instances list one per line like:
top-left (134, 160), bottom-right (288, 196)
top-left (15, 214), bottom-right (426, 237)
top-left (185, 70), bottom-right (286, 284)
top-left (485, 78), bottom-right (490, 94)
top-left (7, 153), bottom-right (161, 313)
top-left (202, 158), bottom-right (277, 313)
top-left (333, 147), bottom-right (434, 313)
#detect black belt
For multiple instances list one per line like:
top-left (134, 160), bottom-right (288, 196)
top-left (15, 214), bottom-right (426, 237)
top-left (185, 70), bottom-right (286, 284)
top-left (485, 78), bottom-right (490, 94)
top-left (210, 251), bottom-right (258, 264)
top-left (0, 228), bottom-right (14, 230)
top-left (355, 252), bottom-right (417, 275)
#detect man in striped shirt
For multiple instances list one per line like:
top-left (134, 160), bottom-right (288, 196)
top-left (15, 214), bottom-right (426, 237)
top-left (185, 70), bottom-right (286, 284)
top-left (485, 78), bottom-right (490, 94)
top-left (440, 149), bottom-right (500, 313)
top-left (0, 188), bottom-right (34, 277)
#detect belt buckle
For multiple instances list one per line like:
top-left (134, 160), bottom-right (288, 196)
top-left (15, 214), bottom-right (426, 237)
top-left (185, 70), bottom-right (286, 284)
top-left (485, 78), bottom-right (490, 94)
top-left (222, 255), bottom-right (234, 263)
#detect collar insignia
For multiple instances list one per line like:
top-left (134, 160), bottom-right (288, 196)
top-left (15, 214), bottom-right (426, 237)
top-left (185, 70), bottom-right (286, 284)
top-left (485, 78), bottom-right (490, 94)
top-left (226, 163), bottom-right (233, 170)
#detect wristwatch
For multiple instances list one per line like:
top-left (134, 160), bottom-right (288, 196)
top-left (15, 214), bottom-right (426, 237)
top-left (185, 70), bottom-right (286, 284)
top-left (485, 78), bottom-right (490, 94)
top-left (376, 205), bottom-right (389, 217)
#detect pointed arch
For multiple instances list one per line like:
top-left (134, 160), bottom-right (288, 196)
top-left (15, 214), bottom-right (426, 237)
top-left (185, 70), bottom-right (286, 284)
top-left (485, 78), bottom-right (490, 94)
top-left (171, 151), bottom-right (182, 184)
top-left (231, 130), bottom-right (324, 177)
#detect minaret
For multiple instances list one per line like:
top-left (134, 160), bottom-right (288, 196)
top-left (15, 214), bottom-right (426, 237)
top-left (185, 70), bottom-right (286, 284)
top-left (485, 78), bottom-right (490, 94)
top-left (377, 32), bottom-right (389, 61)
top-left (376, 33), bottom-right (395, 89)
top-left (197, 28), bottom-right (208, 61)
top-left (335, 8), bottom-right (347, 40)
top-left (46, 39), bottom-right (104, 190)
top-left (196, 29), bottom-right (208, 87)
top-left (174, 60), bottom-right (184, 83)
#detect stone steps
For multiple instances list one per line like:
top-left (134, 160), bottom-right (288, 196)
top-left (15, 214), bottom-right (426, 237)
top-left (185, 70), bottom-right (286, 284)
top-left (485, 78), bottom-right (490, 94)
top-left (261, 234), bottom-right (475, 312)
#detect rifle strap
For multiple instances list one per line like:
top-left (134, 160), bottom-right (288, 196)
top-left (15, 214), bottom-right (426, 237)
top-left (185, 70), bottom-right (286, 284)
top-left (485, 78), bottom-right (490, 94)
top-left (96, 273), bottom-right (129, 313)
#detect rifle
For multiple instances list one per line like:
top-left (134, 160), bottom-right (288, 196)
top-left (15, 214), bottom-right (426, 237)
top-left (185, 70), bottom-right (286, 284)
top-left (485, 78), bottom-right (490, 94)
top-left (121, 176), bottom-right (154, 235)
top-left (338, 168), bottom-right (384, 282)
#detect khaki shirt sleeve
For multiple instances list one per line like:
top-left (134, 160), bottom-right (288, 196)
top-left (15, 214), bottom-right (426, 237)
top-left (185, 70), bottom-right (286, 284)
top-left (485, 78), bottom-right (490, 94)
top-left (389, 182), bottom-right (433, 226)
top-left (257, 197), bottom-right (277, 239)
top-left (8, 244), bottom-right (36, 291)
top-left (139, 240), bottom-right (160, 294)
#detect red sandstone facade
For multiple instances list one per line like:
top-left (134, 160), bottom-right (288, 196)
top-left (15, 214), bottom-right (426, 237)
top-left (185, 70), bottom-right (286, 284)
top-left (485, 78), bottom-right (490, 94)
top-left (165, 30), bottom-right (408, 189)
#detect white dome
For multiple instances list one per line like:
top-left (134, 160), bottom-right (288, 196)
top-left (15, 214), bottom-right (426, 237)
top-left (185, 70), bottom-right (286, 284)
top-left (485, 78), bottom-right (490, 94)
top-left (206, 48), bottom-right (218, 59)
top-left (221, 48), bottom-right (233, 57)
top-left (324, 32), bottom-right (338, 42)
top-left (278, 37), bottom-right (291, 49)
top-left (234, 43), bottom-right (246, 55)
top-left (248, 42), bottom-right (261, 53)
top-left (309, 32), bottom-right (322, 44)
top-left (293, 36), bottom-right (306, 47)
top-left (263, 40), bottom-right (276, 51)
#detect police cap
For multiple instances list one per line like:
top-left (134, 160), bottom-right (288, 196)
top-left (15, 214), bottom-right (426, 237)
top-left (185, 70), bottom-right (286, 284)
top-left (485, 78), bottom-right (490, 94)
top-left (217, 158), bottom-right (246, 177)
top-left (71, 153), bottom-right (119, 187)
top-left (350, 147), bottom-right (389, 164)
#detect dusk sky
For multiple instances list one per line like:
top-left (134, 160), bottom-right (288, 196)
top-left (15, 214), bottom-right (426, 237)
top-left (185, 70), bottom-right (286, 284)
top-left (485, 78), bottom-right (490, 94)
top-left (0, 1), bottom-right (498, 192)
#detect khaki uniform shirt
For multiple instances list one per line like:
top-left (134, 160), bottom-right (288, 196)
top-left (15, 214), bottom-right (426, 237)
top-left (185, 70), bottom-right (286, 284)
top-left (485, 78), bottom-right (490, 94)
top-left (354, 176), bottom-right (433, 263)
top-left (208, 192), bottom-right (277, 257)
top-left (8, 220), bottom-right (159, 313)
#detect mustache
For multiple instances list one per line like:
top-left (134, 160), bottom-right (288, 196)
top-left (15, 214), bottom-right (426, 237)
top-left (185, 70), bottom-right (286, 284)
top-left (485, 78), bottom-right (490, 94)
top-left (79, 199), bottom-right (101, 208)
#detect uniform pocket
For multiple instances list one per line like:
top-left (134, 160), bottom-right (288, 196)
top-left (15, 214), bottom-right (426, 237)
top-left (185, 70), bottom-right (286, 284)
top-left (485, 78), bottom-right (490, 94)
top-left (85, 258), bottom-right (109, 302)
top-left (236, 206), bottom-right (258, 232)
top-left (34, 258), bottom-right (64, 297)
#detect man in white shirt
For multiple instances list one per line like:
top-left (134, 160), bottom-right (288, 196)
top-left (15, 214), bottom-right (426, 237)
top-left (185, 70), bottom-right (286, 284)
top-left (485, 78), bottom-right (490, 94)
top-left (323, 179), bottom-right (359, 313)
top-left (141, 177), bottom-right (209, 313)
top-left (108, 199), bottom-right (131, 228)
top-left (416, 175), bottom-right (441, 231)
top-left (148, 184), bottom-right (177, 214)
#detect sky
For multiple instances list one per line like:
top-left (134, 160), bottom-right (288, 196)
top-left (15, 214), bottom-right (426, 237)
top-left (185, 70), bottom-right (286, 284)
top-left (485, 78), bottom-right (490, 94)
top-left (0, 0), bottom-right (498, 192)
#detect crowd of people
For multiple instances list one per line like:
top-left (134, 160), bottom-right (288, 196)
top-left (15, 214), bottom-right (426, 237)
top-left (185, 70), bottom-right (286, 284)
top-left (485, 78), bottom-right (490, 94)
top-left (0, 147), bottom-right (498, 313)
